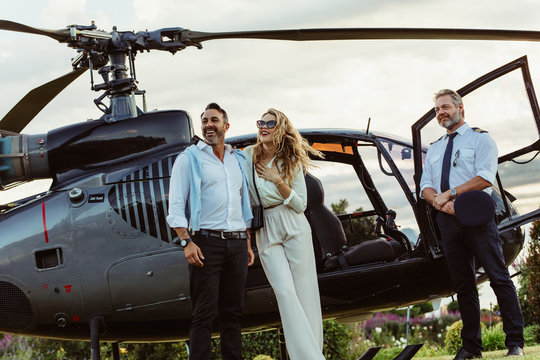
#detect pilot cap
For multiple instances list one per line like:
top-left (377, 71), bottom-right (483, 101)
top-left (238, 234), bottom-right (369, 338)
top-left (454, 190), bottom-right (495, 226)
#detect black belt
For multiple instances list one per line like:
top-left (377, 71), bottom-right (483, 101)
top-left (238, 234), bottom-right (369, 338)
top-left (194, 229), bottom-right (248, 240)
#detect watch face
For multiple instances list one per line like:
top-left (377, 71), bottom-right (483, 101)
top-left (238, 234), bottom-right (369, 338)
top-left (180, 239), bottom-right (187, 247)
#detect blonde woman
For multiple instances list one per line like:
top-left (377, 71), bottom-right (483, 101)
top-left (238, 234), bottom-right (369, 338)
top-left (243, 108), bottom-right (326, 360)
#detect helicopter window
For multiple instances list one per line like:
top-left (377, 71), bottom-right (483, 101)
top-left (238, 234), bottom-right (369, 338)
top-left (496, 152), bottom-right (540, 216)
top-left (377, 138), bottom-right (418, 195)
top-left (35, 247), bottom-right (64, 270)
top-left (309, 161), bottom-right (371, 214)
top-left (357, 142), bottom-right (420, 245)
top-left (309, 160), bottom-right (377, 246)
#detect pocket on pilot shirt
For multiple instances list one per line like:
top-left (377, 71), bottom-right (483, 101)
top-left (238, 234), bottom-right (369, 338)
top-left (428, 154), bottom-right (441, 169)
top-left (457, 148), bottom-right (475, 171)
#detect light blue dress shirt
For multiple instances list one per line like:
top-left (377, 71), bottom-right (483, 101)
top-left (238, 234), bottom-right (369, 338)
top-left (420, 123), bottom-right (498, 196)
top-left (167, 141), bottom-right (252, 231)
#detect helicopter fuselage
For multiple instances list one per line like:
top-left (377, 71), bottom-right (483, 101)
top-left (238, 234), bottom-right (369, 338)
top-left (0, 110), bottom-right (525, 342)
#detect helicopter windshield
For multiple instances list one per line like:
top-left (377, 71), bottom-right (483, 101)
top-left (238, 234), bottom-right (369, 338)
top-left (309, 135), bottom-right (421, 246)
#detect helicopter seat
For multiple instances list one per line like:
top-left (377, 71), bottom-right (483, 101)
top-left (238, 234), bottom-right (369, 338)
top-left (304, 172), bottom-right (347, 264)
top-left (323, 237), bottom-right (406, 270)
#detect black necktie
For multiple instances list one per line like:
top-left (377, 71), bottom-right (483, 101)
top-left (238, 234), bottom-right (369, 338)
top-left (440, 132), bottom-right (458, 192)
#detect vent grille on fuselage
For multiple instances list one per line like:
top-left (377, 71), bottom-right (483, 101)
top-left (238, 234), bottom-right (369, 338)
top-left (0, 281), bottom-right (33, 330)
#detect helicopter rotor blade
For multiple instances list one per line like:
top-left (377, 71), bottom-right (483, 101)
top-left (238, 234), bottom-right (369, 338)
top-left (0, 68), bottom-right (87, 133)
top-left (0, 19), bottom-right (70, 42)
top-left (181, 27), bottom-right (540, 44)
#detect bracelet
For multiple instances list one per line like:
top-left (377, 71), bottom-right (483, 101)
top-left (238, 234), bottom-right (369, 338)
top-left (277, 181), bottom-right (285, 189)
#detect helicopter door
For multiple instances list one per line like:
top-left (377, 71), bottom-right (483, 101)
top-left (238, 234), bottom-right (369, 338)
top-left (412, 56), bottom-right (540, 249)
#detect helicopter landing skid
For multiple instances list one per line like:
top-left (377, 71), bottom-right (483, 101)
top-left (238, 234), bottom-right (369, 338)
top-left (355, 343), bottom-right (423, 360)
top-left (356, 346), bottom-right (382, 360)
top-left (392, 343), bottom-right (424, 360)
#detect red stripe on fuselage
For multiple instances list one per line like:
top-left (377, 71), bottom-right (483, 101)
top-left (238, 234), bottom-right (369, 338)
top-left (42, 202), bottom-right (49, 243)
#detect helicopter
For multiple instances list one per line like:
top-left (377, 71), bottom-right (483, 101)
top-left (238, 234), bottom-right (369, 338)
top-left (0, 19), bottom-right (540, 360)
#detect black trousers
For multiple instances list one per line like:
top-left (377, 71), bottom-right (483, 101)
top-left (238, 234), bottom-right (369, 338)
top-left (188, 235), bottom-right (248, 360)
top-left (437, 212), bottom-right (524, 353)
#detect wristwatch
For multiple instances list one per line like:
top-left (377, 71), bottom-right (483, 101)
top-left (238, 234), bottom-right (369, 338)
top-left (180, 238), bottom-right (192, 248)
top-left (450, 188), bottom-right (457, 200)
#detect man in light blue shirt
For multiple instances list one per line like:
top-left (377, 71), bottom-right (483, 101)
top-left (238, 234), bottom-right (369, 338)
top-left (420, 89), bottom-right (524, 359)
top-left (167, 103), bottom-right (254, 360)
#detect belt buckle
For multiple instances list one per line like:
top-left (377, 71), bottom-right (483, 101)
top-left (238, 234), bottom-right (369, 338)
top-left (220, 231), bottom-right (226, 239)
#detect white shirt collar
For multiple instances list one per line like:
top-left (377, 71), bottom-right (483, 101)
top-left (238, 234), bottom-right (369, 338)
top-left (446, 122), bottom-right (470, 138)
top-left (197, 139), bottom-right (232, 154)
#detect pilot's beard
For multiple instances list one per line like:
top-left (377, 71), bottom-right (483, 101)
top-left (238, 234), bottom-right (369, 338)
top-left (440, 111), bottom-right (461, 130)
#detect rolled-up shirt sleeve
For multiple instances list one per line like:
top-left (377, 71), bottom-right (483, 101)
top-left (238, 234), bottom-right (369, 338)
top-left (283, 165), bottom-right (308, 213)
top-left (419, 148), bottom-right (436, 198)
top-left (167, 153), bottom-right (190, 228)
top-left (474, 133), bottom-right (498, 185)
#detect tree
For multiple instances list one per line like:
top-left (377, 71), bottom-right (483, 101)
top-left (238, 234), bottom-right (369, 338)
top-left (517, 219), bottom-right (540, 341)
top-left (331, 199), bottom-right (349, 215)
top-left (447, 300), bottom-right (460, 313)
top-left (331, 199), bottom-right (377, 247)
top-left (391, 302), bottom-right (434, 317)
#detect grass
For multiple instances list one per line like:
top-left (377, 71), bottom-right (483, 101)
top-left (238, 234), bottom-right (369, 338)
top-left (414, 344), bottom-right (540, 360)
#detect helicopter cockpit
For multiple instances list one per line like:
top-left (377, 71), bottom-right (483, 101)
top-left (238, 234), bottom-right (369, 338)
top-left (229, 130), bottom-right (419, 286)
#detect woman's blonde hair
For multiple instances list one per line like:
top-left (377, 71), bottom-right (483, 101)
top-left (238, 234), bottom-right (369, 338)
top-left (254, 108), bottom-right (323, 183)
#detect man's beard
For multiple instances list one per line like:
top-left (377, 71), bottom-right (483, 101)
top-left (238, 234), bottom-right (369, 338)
top-left (439, 110), bottom-right (461, 130)
top-left (203, 126), bottom-right (225, 146)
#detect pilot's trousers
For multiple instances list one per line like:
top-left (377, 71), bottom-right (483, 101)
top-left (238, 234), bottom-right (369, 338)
top-left (256, 205), bottom-right (325, 360)
top-left (437, 212), bottom-right (524, 353)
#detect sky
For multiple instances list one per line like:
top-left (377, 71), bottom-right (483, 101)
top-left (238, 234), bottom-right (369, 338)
top-left (1, 0), bottom-right (540, 309)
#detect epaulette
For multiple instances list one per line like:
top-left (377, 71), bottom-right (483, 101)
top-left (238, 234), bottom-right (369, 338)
top-left (471, 127), bottom-right (488, 133)
top-left (430, 135), bottom-right (443, 145)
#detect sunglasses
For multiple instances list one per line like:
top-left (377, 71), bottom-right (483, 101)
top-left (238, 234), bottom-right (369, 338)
top-left (256, 120), bottom-right (277, 129)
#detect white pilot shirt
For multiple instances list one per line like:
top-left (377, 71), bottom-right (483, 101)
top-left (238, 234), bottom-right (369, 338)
top-left (420, 122), bottom-right (498, 196)
top-left (166, 141), bottom-right (247, 231)
top-left (243, 145), bottom-right (308, 213)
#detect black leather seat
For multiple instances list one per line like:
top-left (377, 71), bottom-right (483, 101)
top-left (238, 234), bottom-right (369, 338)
top-left (324, 237), bottom-right (406, 270)
top-left (304, 173), bottom-right (347, 263)
top-left (304, 172), bottom-right (407, 271)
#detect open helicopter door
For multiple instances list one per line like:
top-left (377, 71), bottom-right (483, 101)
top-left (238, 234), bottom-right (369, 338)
top-left (412, 56), bottom-right (540, 259)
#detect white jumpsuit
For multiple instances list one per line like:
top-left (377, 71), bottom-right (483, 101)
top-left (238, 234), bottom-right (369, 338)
top-left (244, 146), bottom-right (325, 360)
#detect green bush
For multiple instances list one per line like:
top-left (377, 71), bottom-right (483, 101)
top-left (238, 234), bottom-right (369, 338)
top-left (444, 321), bottom-right (504, 354)
top-left (214, 320), bottom-right (351, 360)
top-left (236, 330), bottom-right (280, 360)
top-left (1, 320), bottom-right (351, 360)
top-left (517, 220), bottom-right (540, 331)
top-left (481, 323), bottom-right (506, 351)
top-left (323, 320), bottom-right (352, 360)
top-left (524, 324), bottom-right (540, 346)
top-left (444, 320), bottom-right (464, 354)
top-left (36, 338), bottom-right (94, 359)
top-left (125, 342), bottom-right (188, 360)
top-left (447, 300), bottom-right (460, 313)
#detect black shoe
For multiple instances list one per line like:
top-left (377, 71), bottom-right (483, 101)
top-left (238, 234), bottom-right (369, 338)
top-left (505, 346), bottom-right (524, 356)
top-left (453, 348), bottom-right (482, 360)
